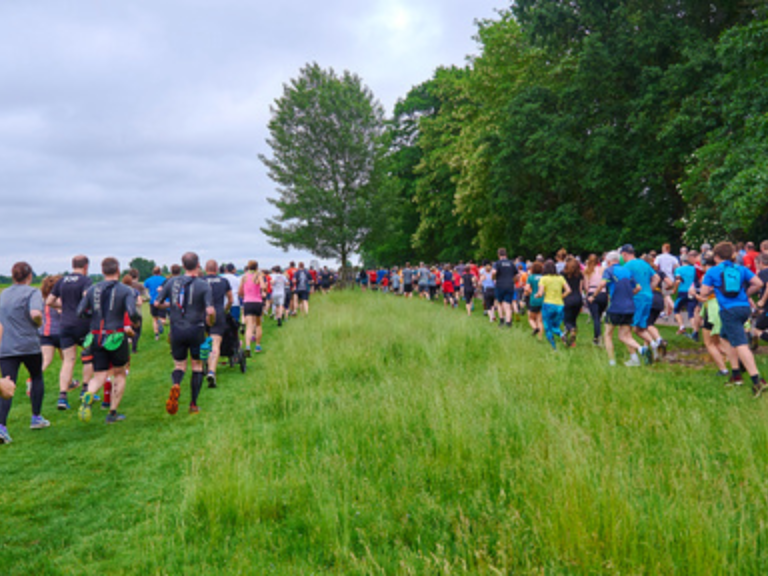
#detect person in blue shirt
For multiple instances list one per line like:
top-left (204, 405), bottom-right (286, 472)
top-left (621, 245), bottom-right (661, 359)
top-left (701, 242), bottom-right (766, 396)
top-left (143, 266), bottom-right (168, 340)
top-left (590, 251), bottom-right (650, 367)
top-left (673, 256), bottom-right (699, 335)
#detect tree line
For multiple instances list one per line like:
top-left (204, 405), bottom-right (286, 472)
top-left (261, 1), bottom-right (768, 270)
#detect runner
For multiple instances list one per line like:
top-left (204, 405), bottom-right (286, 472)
top-left (461, 266), bottom-right (476, 316)
top-left (674, 254), bottom-right (699, 337)
top-left (417, 262), bottom-right (429, 299)
top-left (156, 252), bottom-right (215, 415)
top-left (221, 264), bottom-right (241, 322)
top-left (645, 256), bottom-right (673, 359)
top-left (584, 254), bottom-right (607, 345)
top-left (589, 251), bottom-right (649, 367)
top-left (696, 254), bottom-right (730, 376)
top-left (391, 266), bottom-right (401, 296)
top-left (493, 248), bottom-right (518, 328)
top-left (204, 260), bottom-right (233, 388)
top-left (286, 261), bottom-right (297, 315)
top-left (294, 262), bottom-right (312, 316)
top-left (535, 261), bottom-right (571, 350)
top-left (402, 263), bottom-right (414, 298)
top-left (144, 266), bottom-right (167, 340)
top-left (655, 243), bottom-right (679, 317)
top-left (76, 257), bottom-right (140, 424)
top-left (47, 255), bottom-right (93, 411)
top-left (0, 262), bottom-right (48, 444)
top-left (751, 254), bottom-right (768, 349)
top-left (239, 261), bottom-right (266, 356)
top-left (524, 261), bottom-right (544, 339)
top-left (270, 266), bottom-right (288, 327)
top-left (442, 265), bottom-right (457, 308)
top-left (320, 266), bottom-right (332, 294)
top-left (39, 275), bottom-right (63, 373)
top-left (358, 269), bottom-right (368, 291)
top-left (562, 258), bottom-right (584, 347)
top-left (480, 261), bottom-right (496, 323)
top-left (700, 242), bottom-right (766, 395)
top-left (621, 245), bottom-right (660, 359)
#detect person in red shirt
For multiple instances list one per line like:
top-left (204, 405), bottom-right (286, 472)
top-left (368, 269), bottom-right (377, 291)
top-left (442, 265), bottom-right (456, 308)
top-left (286, 261), bottom-right (297, 316)
top-left (744, 242), bottom-right (760, 273)
top-left (309, 268), bottom-right (318, 294)
top-left (381, 275), bottom-right (389, 293)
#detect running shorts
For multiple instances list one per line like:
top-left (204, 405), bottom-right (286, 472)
top-left (92, 338), bottom-right (130, 372)
top-left (495, 287), bottom-right (514, 304)
top-left (632, 296), bottom-right (653, 329)
top-left (607, 313), bottom-right (633, 326)
top-left (719, 306), bottom-right (750, 347)
top-left (40, 335), bottom-right (61, 349)
top-left (170, 326), bottom-right (206, 361)
top-left (244, 302), bottom-right (263, 317)
top-left (60, 324), bottom-right (89, 349)
top-left (297, 290), bottom-right (310, 302)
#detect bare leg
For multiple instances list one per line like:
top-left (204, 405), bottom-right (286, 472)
top-left (208, 335), bottom-right (222, 375)
top-left (605, 323), bottom-right (615, 361)
top-left (110, 367), bottom-right (127, 410)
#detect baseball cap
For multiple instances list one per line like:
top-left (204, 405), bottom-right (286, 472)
top-left (620, 244), bottom-right (635, 254)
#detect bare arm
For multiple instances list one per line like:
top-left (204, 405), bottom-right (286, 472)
top-left (225, 290), bottom-right (233, 312)
top-left (46, 294), bottom-right (61, 309)
top-left (747, 275), bottom-right (764, 298)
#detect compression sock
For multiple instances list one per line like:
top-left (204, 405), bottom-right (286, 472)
top-left (190, 372), bottom-right (203, 406)
top-left (732, 369), bottom-right (741, 380)
top-left (30, 376), bottom-right (44, 416)
top-left (172, 369), bottom-right (185, 385)
top-left (751, 375), bottom-right (761, 386)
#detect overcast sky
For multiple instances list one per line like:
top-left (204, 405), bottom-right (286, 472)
top-left (0, 0), bottom-right (506, 274)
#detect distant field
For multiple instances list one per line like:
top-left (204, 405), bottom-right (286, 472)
top-left (1, 292), bottom-right (768, 574)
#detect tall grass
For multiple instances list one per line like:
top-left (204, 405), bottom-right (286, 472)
top-left (179, 292), bottom-right (768, 574)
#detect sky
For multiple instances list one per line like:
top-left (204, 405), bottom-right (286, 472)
top-left (0, 0), bottom-right (506, 274)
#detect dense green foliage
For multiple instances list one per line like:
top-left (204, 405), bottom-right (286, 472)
top-left (127, 257), bottom-right (157, 282)
top-left (364, 1), bottom-right (768, 265)
top-left (260, 63), bottom-right (387, 273)
top-left (2, 293), bottom-right (768, 573)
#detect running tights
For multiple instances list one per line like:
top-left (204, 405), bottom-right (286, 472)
top-left (563, 299), bottom-right (583, 332)
top-left (0, 353), bottom-right (44, 425)
top-left (542, 304), bottom-right (564, 349)
top-left (588, 293), bottom-right (608, 340)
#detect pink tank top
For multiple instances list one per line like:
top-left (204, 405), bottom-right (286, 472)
top-left (242, 274), bottom-right (262, 303)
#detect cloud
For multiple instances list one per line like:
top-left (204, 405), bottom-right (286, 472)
top-left (0, 0), bottom-right (505, 274)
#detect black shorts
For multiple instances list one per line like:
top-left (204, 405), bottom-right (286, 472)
top-left (284, 292), bottom-right (292, 307)
top-left (483, 288), bottom-right (495, 311)
top-left (607, 313), bottom-right (633, 326)
top-left (418, 285), bottom-right (428, 293)
top-left (443, 291), bottom-right (455, 302)
top-left (297, 290), bottom-right (309, 302)
top-left (92, 338), bottom-right (130, 372)
top-left (150, 305), bottom-right (167, 319)
top-left (404, 284), bottom-right (413, 293)
top-left (528, 305), bottom-right (542, 314)
top-left (464, 290), bottom-right (474, 302)
top-left (321, 282), bottom-right (330, 290)
top-left (171, 326), bottom-right (206, 361)
top-left (207, 312), bottom-right (228, 337)
top-left (60, 324), bottom-right (90, 349)
top-left (40, 334), bottom-right (61, 349)
top-left (648, 307), bottom-right (663, 326)
top-left (243, 302), bottom-right (263, 317)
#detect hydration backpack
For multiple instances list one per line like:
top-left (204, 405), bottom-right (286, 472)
top-left (721, 265), bottom-right (742, 299)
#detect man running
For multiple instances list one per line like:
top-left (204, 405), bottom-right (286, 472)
top-left (156, 252), bottom-right (215, 415)
top-left (221, 263), bottom-right (241, 322)
top-left (621, 245), bottom-right (659, 361)
top-left (47, 255), bottom-right (93, 410)
top-left (654, 243), bottom-right (678, 317)
top-left (144, 266), bottom-right (167, 340)
top-left (270, 266), bottom-right (288, 326)
top-left (493, 248), bottom-right (518, 328)
top-left (203, 260), bottom-right (232, 389)
top-left (76, 257), bottom-right (140, 424)
top-left (417, 262), bottom-right (429, 299)
top-left (294, 262), bottom-right (312, 316)
top-left (402, 263), bottom-right (414, 298)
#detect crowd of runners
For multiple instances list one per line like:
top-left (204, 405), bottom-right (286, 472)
top-left (0, 253), bottom-right (335, 444)
top-left (359, 240), bottom-right (768, 395)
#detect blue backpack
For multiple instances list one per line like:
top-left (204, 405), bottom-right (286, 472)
top-left (721, 264), bottom-right (743, 299)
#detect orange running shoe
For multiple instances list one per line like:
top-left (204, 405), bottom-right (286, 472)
top-left (189, 404), bottom-right (200, 415)
top-left (166, 384), bottom-right (180, 415)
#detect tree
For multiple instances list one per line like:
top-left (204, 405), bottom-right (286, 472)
top-left (260, 63), bottom-right (387, 281)
top-left (128, 257), bottom-right (156, 282)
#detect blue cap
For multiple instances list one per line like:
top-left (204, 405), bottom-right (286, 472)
top-left (620, 244), bottom-right (635, 254)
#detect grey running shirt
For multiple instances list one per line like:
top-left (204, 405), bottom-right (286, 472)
top-left (418, 267), bottom-right (429, 286)
top-left (403, 268), bottom-right (413, 284)
top-left (0, 285), bottom-right (43, 357)
top-left (77, 281), bottom-right (139, 332)
top-left (157, 275), bottom-right (213, 331)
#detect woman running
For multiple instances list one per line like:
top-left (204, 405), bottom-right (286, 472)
top-left (238, 261), bottom-right (267, 356)
top-left (480, 261), bottom-right (496, 323)
top-left (584, 254), bottom-right (607, 345)
top-left (562, 258), bottom-right (584, 347)
top-left (536, 261), bottom-right (572, 350)
top-left (461, 267), bottom-right (476, 316)
top-left (270, 266), bottom-right (288, 327)
top-left (524, 261), bottom-right (544, 340)
top-left (0, 262), bottom-right (49, 444)
top-left (39, 275), bottom-right (63, 373)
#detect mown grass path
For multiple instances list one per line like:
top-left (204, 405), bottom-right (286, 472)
top-left (1, 291), bottom-right (768, 574)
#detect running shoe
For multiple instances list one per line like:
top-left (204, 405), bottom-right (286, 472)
top-left (189, 405), bottom-right (200, 415)
top-left (0, 425), bottom-right (12, 444)
top-left (57, 397), bottom-right (70, 411)
top-left (726, 374), bottom-right (744, 387)
top-left (78, 392), bottom-right (94, 423)
top-left (206, 372), bottom-right (217, 389)
top-left (166, 384), bottom-right (181, 416)
top-left (624, 357), bottom-right (641, 367)
top-left (105, 413), bottom-right (126, 424)
top-left (651, 343), bottom-right (660, 362)
top-left (640, 346), bottom-right (653, 365)
top-left (658, 340), bottom-right (668, 357)
top-left (753, 378), bottom-right (767, 399)
top-left (593, 338), bottom-right (600, 346)
top-left (255, 345), bottom-right (262, 353)
top-left (532, 328), bottom-right (540, 337)
top-left (30, 415), bottom-right (51, 430)
top-left (608, 359), bottom-right (616, 366)
top-left (676, 327), bottom-right (686, 336)
top-left (690, 331), bottom-right (700, 343)
top-left (716, 369), bottom-right (730, 377)
top-left (68, 379), bottom-right (80, 391)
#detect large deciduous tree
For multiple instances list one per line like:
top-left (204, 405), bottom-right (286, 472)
top-left (260, 63), bottom-right (386, 279)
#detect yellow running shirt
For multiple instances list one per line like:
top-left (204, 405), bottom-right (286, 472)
top-left (540, 275), bottom-right (567, 306)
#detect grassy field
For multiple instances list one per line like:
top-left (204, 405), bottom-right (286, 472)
top-left (1, 291), bottom-right (768, 574)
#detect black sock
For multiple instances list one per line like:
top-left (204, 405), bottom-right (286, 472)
top-left (59, 391), bottom-right (67, 400)
top-left (109, 409), bottom-right (116, 416)
top-left (732, 369), bottom-right (741, 379)
top-left (752, 375), bottom-right (760, 386)
top-left (172, 369), bottom-right (184, 385)
top-left (191, 372), bottom-right (203, 406)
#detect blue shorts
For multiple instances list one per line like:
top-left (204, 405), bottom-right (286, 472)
top-left (719, 306), bottom-right (750, 347)
top-left (229, 306), bottom-right (241, 322)
top-left (674, 294), bottom-right (697, 318)
top-left (632, 296), bottom-right (653, 329)
top-left (495, 287), bottom-right (515, 304)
